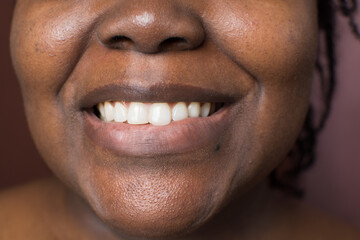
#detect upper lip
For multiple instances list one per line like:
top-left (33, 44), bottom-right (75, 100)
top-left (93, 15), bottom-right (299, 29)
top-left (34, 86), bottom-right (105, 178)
top-left (79, 83), bottom-right (241, 110)
top-left (64, 50), bottom-right (253, 112)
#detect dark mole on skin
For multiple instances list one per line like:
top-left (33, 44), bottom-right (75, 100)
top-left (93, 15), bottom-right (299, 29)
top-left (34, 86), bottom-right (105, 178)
top-left (215, 144), bottom-right (221, 152)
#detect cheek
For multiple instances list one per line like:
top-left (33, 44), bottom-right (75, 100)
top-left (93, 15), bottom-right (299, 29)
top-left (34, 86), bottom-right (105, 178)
top-left (204, 1), bottom-right (318, 179)
top-left (9, 2), bottom-right (94, 187)
top-left (205, 1), bottom-right (318, 81)
top-left (10, 2), bottom-right (93, 102)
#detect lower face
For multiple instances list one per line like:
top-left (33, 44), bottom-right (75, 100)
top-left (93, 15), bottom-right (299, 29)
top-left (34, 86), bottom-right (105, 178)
top-left (11, 0), bottom-right (318, 238)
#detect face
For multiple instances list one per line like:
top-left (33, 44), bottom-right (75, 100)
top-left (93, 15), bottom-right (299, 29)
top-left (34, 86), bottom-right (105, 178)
top-left (11, 0), bottom-right (318, 238)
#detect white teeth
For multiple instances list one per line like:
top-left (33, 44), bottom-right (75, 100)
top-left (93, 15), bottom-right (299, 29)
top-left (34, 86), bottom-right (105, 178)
top-left (127, 102), bottom-right (149, 124)
top-left (98, 103), bottom-right (105, 120)
top-left (172, 102), bottom-right (188, 121)
top-left (149, 103), bottom-right (172, 126)
top-left (97, 101), bottom-right (220, 125)
top-left (114, 102), bottom-right (127, 123)
top-left (104, 101), bottom-right (114, 122)
top-left (188, 102), bottom-right (200, 118)
top-left (200, 102), bottom-right (211, 117)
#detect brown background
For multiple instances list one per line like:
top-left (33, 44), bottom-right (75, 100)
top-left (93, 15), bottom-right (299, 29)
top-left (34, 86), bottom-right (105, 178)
top-left (1, 1), bottom-right (359, 229)
top-left (304, 13), bottom-right (360, 229)
top-left (0, 1), bottom-right (51, 189)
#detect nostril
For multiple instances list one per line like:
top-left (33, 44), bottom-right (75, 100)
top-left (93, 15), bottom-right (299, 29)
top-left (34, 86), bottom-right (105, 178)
top-left (107, 35), bottom-right (134, 50)
top-left (96, 4), bottom-right (205, 53)
top-left (159, 37), bottom-right (190, 51)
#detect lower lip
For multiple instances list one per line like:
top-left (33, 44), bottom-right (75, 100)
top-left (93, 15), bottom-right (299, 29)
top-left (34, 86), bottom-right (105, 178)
top-left (83, 105), bottom-right (234, 157)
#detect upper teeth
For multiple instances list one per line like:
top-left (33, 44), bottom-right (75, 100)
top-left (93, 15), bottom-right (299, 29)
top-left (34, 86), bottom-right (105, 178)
top-left (97, 101), bottom-right (215, 126)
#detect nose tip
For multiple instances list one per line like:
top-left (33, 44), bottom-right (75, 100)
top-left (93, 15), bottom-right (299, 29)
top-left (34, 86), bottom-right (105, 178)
top-left (97, 4), bottom-right (205, 53)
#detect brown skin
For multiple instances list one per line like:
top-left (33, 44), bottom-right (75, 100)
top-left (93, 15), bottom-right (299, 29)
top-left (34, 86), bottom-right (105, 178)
top-left (3, 0), bottom-right (360, 239)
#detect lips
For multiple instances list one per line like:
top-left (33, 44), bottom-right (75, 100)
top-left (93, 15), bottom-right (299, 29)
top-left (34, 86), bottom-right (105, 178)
top-left (80, 84), bottom-right (239, 157)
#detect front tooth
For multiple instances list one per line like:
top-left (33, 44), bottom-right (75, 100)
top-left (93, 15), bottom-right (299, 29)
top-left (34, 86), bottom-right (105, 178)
top-left (188, 102), bottom-right (200, 118)
top-left (172, 102), bottom-right (188, 121)
top-left (104, 101), bottom-right (114, 122)
top-left (114, 102), bottom-right (127, 123)
top-left (127, 102), bottom-right (149, 124)
top-left (149, 103), bottom-right (171, 126)
top-left (200, 102), bottom-right (211, 117)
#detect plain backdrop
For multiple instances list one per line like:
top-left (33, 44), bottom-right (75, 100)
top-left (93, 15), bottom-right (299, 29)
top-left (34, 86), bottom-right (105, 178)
top-left (304, 13), bottom-right (360, 229)
top-left (1, 1), bottom-right (359, 230)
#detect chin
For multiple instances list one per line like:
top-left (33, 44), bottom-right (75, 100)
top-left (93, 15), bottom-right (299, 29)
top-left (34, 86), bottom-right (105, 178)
top-left (97, 204), bottom-right (210, 239)
top-left (75, 155), bottom-right (229, 239)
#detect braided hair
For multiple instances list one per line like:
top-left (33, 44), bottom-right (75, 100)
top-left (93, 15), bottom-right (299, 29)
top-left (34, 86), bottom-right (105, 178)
top-left (270, 0), bottom-right (360, 197)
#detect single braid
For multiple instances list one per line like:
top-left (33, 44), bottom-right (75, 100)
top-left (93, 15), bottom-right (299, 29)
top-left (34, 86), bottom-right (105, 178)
top-left (340, 0), bottom-right (360, 38)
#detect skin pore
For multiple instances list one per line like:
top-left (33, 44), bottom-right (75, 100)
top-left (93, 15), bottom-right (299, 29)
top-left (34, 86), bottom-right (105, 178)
top-left (1, 0), bottom-right (360, 239)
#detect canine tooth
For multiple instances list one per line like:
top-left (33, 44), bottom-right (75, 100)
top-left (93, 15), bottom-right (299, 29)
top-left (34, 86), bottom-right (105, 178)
top-left (172, 102), bottom-right (188, 121)
top-left (114, 102), bottom-right (127, 123)
top-left (127, 102), bottom-right (149, 124)
top-left (104, 101), bottom-right (114, 122)
top-left (98, 103), bottom-right (105, 119)
top-left (149, 103), bottom-right (171, 126)
top-left (188, 102), bottom-right (200, 118)
top-left (200, 102), bottom-right (211, 117)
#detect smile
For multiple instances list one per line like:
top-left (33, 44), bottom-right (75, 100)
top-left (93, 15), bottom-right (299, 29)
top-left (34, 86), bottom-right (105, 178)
top-left (81, 84), bottom-right (238, 157)
top-left (95, 101), bottom-right (225, 126)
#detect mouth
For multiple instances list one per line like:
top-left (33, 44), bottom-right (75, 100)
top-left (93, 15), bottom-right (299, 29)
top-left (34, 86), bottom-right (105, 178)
top-left (81, 84), bottom-right (239, 157)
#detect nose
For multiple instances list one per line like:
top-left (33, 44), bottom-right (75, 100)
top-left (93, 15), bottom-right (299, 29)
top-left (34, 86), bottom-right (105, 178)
top-left (97, 1), bottom-right (205, 53)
